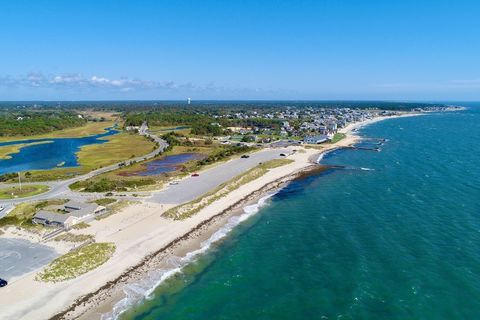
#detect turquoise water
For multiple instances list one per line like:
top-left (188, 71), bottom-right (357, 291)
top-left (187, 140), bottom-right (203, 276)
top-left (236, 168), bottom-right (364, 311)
top-left (0, 127), bottom-right (118, 174)
top-left (119, 105), bottom-right (480, 320)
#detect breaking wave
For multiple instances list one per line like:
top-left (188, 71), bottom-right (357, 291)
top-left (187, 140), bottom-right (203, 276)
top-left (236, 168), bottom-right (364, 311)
top-left (101, 193), bottom-right (277, 320)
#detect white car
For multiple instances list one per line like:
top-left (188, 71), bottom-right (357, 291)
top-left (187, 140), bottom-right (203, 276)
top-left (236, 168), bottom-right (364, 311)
top-left (0, 207), bottom-right (4, 212)
top-left (169, 181), bottom-right (179, 185)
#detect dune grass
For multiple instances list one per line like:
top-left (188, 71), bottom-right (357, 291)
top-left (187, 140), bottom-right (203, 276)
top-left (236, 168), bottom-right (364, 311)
top-left (36, 242), bottom-right (116, 282)
top-left (164, 158), bottom-right (294, 220)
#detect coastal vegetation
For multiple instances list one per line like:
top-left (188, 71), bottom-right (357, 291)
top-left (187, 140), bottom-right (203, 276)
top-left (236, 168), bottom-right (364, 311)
top-left (329, 132), bottom-right (346, 144)
top-left (0, 199), bottom-right (67, 228)
top-left (95, 200), bottom-right (137, 220)
top-left (71, 222), bottom-right (90, 230)
top-left (53, 232), bottom-right (94, 243)
top-left (0, 132), bottom-right (156, 183)
top-left (69, 138), bottom-right (254, 192)
top-left (92, 198), bottom-right (117, 206)
top-left (77, 133), bottom-right (156, 170)
top-left (0, 184), bottom-right (49, 199)
top-left (164, 158), bottom-right (294, 220)
top-left (36, 242), bottom-right (116, 282)
top-left (70, 177), bottom-right (156, 192)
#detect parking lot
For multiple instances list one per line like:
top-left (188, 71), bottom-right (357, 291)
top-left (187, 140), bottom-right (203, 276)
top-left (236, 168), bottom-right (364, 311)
top-left (0, 238), bottom-right (59, 282)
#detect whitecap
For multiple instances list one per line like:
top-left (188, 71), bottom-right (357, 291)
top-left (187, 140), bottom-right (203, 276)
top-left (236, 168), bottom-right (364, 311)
top-left (102, 193), bottom-right (277, 320)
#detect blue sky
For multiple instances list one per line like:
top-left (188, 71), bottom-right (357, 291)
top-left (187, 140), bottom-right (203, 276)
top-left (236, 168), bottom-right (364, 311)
top-left (0, 0), bottom-right (479, 101)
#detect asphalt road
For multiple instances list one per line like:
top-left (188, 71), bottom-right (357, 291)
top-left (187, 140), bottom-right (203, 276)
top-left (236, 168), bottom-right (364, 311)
top-left (0, 133), bottom-right (168, 216)
top-left (150, 148), bottom-right (289, 204)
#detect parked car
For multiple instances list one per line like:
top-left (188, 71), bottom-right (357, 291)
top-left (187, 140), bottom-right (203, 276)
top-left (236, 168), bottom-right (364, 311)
top-left (0, 206), bottom-right (4, 212)
top-left (169, 181), bottom-right (179, 185)
top-left (240, 154), bottom-right (250, 159)
top-left (280, 153), bottom-right (286, 156)
top-left (191, 173), bottom-right (200, 177)
top-left (0, 278), bottom-right (7, 287)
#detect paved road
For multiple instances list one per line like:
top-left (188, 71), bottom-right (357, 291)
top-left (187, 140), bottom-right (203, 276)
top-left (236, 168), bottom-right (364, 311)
top-left (0, 131), bottom-right (168, 216)
top-left (150, 148), bottom-right (289, 204)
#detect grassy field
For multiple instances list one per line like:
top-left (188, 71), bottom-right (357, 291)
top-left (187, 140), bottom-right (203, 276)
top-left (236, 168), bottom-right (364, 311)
top-left (77, 133), bottom-right (156, 170)
top-left (69, 144), bottom-right (215, 192)
top-left (0, 121), bottom-right (116, 142)
top-left (36, 242), bottom-right (116, 282)
top-left (92, 198), bottom-right (117, 206)
top-left (0, 141), bottom-right (53, 159)
top-left (0, 184), bottom-right (49, 199)
top-left (329, 132), bottom-right (347, 144)
top-left (15, 132), bottom-right (156, 182)
top-left (0, 199), bottom-right (67, 228)
top-left (164, 158), bottom-right (294, 220)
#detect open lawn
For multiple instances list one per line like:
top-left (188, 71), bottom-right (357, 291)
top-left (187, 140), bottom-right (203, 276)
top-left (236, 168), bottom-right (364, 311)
top-left (0, 141), bottom-right (53, 159)
top-left (0, 184), bottom-right (49, 199)
top-left (77, 133), bottom-right (156, 170)
top-left (329, 133), bottom-right (347, 144)
top-left (0, 121), bottom-right (116, 142)
top-left (36, 242), bottom-right (116, 282)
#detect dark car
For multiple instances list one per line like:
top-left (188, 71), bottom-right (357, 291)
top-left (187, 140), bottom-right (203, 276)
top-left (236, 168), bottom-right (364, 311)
top-left (191, 173), bottom-right (200, 177)
top-left (240, 155), bottom-right (250, 159)
top-left (280, 153), bottom-right (286, 157)
top-left (0, 278), bottom-right (7, 287)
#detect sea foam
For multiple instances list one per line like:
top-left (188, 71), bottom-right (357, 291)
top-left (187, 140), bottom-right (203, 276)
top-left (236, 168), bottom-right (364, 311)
top-left (101, 193), bottom-right (276, 320)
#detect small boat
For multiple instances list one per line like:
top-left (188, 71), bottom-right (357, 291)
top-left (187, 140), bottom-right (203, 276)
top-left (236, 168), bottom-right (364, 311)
top-left (57, 161), bottom-right (65, 167)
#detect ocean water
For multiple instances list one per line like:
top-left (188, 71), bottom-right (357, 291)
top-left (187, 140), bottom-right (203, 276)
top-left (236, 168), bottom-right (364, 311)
top-left (119, 105), bottom-right (480, 320)
top-left (0, 127), bottom-right (118, 174)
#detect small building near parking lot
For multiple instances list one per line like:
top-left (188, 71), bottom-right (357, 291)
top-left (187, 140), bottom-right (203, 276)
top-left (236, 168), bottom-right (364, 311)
top-left (32, 201), bottom-right (106, 229)
top-left (303, 134), bottom-right (331, 144)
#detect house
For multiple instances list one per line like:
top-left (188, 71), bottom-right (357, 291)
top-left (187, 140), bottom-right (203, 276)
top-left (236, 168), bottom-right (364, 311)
top-left (32, 201), bottom-right (106, 229)
top-left (304, 134), bottom-right (330, 144)
top-left (326, 122), bottom-right (338, 133)
top-left (32, 210), bottom-right (72, 228)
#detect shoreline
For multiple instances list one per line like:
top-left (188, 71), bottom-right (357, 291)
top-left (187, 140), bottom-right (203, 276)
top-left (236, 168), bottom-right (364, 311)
top-left (70, 164), bottom-right (323, 320)
top-left (0, 112), bottom-right (420, 320)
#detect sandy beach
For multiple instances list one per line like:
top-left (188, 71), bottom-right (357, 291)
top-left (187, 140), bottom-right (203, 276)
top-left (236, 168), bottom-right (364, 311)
top-left (0, 113), bottom-right (416, 320)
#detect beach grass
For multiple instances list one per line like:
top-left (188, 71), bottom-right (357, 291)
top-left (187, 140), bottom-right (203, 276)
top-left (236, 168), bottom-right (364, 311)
top-left (53, 232), bottom-right (94, 243)
top-left (71, 222), bottom-right (90, 230)
top-left (164, 158), bottom-right (294, 220)
top-left (0, 141), bottom-right (54, 159)
top-left (0, 184), bottom-right (49, 199)
top-left (92, 198), bottom-right (117, 206)
top-left (36, 242), bottom-right (116, 282)
top-left (95, 200), bottom-right (138, 220)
